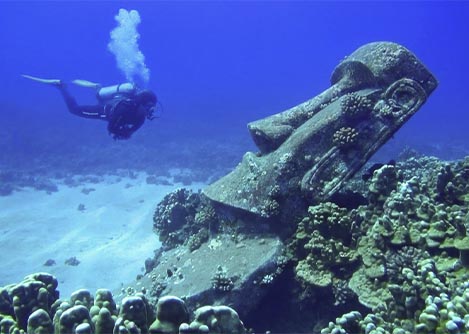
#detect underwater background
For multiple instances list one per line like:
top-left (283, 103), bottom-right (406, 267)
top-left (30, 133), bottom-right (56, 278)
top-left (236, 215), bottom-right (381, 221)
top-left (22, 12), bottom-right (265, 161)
top-left (1, 0), bottom-right (469, 173)
top-left (1, 1), bottom-right (469, 334)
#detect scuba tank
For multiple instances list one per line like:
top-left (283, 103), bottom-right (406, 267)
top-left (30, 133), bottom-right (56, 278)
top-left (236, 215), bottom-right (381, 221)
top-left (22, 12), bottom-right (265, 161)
top-left (97, 83), bottom-right (137, 101)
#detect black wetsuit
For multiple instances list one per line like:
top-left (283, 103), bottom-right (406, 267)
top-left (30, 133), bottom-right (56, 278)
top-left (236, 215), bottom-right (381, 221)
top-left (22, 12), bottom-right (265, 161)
top-left (59, 85), bottom-right (146, 140)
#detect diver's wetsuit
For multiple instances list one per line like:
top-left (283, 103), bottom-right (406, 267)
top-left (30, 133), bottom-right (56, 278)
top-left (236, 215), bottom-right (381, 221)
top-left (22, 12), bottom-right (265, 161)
top-left (59, 85), bottom-right (110, 120)
top-left (58, 84), bottom-right (146, 139)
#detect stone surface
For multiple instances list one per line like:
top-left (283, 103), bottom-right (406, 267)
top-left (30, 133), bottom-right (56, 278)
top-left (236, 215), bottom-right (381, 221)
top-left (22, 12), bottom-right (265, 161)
top-left (117, 235), bottom-right (284, 319)
top-left (204, 42), bottom-right (438, 221)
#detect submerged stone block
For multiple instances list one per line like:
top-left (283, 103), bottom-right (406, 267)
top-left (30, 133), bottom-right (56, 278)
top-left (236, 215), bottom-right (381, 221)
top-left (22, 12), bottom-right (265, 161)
top-left (204, 42), bottom-right (437, 221)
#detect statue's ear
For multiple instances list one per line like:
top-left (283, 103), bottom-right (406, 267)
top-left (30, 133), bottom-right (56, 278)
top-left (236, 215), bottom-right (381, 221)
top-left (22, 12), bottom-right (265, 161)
top-left (383, 78), bottom-right (427, 117)
top-left (330, 60), bottom-right (377, 90)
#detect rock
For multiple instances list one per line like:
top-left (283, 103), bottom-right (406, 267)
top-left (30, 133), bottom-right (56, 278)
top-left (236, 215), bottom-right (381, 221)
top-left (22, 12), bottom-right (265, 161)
top-left (189, 305), bottom-right (246, 334)
top-left (118, 235), bottom-right (283, 320)
top-left (27, 309), bottom-right (54, 334)
top-left (117, 296), bottom-right (152, 334)
top-left (58, 305), bottom-right (93, 334)
top-left (204, 42), bottom-right (437, 223)
top-left (149, 296), bottom-right (189, 333)
top-left (454, 237), bottom-right (469, 267)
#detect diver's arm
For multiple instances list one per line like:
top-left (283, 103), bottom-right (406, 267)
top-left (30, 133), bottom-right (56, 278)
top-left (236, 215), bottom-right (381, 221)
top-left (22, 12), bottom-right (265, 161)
top-left (57, 84), bottom-right (106, 120)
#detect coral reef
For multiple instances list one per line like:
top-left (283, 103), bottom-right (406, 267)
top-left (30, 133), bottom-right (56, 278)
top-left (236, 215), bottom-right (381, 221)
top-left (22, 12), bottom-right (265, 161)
top-left (332, 127), bottom-right (359, 149)
top-left (0, 273), bottom-right (59, 331)
top-left (289, 202), bottom-right (359, 289)
top-left (187, 305), bottom-right (246, 334)
top-left (152, 188), bottom-right (218, 250)
top-left (3, 154), bottom-right (469, 334)
top-left (341, 93), bottom-right (373, 121)
top-left (0, 274), bottom-right (245, 334)
top-left (211, 266), bottom-right (235, 292)
top-left (293, 155), bottom-right (469, 333)
top-left (143, 154), bottom-right (469, 333)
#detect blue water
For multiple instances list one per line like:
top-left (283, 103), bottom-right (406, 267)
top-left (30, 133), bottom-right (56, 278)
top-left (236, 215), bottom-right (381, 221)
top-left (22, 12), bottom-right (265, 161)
top-left (1, 1), bottom-right (469, 331)
top-left (1, 1), bottom-right (469, 176)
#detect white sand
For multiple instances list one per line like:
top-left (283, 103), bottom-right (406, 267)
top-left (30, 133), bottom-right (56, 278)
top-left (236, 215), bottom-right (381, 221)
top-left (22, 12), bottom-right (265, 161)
top-left (0, 173), bottom-right (206, 298)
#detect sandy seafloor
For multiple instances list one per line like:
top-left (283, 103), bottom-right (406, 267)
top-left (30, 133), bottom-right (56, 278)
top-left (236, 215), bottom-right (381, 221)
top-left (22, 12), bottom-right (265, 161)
top-left (0, 172), bottom-right (206, 298)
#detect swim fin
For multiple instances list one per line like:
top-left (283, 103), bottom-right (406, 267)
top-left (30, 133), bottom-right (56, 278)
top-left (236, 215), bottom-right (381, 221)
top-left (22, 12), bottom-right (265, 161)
top-left (71, 79), bottom-right (101, 89)
top-left (21, 74), bottom-right (62, 86)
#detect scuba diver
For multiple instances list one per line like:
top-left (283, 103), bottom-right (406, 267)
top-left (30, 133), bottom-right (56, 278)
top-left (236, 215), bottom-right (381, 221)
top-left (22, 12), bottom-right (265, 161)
top-left (22, 75), bottom-right (157, 140)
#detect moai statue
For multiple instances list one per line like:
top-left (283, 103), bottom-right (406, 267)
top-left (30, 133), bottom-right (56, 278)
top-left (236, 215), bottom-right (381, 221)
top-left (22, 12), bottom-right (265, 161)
top-left (205, 42), bottom-right (437, 222)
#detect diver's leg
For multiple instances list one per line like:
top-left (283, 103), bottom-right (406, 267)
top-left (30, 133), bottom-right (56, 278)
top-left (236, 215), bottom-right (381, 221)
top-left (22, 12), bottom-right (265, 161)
top-left (56, 83), bottom-right (79, 114)
top-left (56, 83), bottom-right (81, 116)
top-left (56, 84), bottom-right (105, 119)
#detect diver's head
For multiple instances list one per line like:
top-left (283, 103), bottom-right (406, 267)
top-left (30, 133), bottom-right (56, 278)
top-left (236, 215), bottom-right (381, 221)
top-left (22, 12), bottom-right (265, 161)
top-left (136, 90), bottom-right (157, 105)
top-left (135, 90), bottom-right (157, 120)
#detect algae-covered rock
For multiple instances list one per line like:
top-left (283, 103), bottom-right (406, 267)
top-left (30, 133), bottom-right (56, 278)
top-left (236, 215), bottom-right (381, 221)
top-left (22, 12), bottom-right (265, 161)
top-left (27, 309), bottom-right (54, 334)
top-left (289, 202), bottom-right (359, 290)
top-left (153, 189), bottom-right (219, 251)
top-left (58, 305), bottom-right (93, 334)
top-left (149, 296), bottom-right (189, 334)
top-left (121, 233), bottom-right (284, 320)
top-left (205, 42), bottom-right (437, 223)
top-left (93, 307), bottom-right (116, 334)
top-left (94, 289), bottom-right (117, 314)
top-left (368, 164), bottom-right (398, 205)
top-left (454, 237), bottom-right (469, 267)
top-left (189, 305), bottom-right (246, 334)
top-left (70, 289), bottom-right (93, 309)
top-left (115, 294), bottom-right (155, 334)
top-left (1, 276), bottom-right (246, 334)
top-left (296, 256), bottom-right (333, 288)
top-left (5, 273), bottom-right (60, 331)
top-left (349, 267), bottom-right (392, 311)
